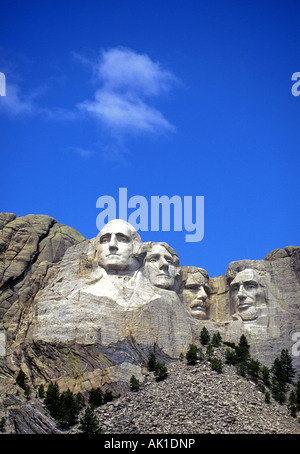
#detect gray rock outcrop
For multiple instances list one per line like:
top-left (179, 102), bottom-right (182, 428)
top-left (0, 214), bottom-right (299, 434)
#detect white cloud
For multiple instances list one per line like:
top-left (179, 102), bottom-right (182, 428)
top-left (79, 89), bottom-right (174, 134)
top-left (0, 81), bottom-right (79, 120)
top-left (97, 47), bottom-right (177, 96)
top-left (0, 47), bottom-right (179, 158)
top-left (0, 82), bottom-right (35, 115)
top-left (78, 47), bottom-right (179, 136)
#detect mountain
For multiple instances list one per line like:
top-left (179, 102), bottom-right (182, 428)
top-left (0, 213), bottom-right (299, 434)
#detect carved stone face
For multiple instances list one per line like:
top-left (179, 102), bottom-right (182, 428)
top-left (230, 269), bottom-right (264, 321)
top-left (143, 244), bottom-right (177, 289)
top-left (182, 270), bottom-right (209, 320)
top-left (96, 220), bottom-right (141, 272)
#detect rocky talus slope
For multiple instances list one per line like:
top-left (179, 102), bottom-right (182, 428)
top-left (71, 347), bottom-right (300, 435)
top-left (2, 348), bottom-right (300, 434)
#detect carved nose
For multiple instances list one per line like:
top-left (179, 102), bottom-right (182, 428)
top-left (196, 287), bottom-right (207, 301)
top-left (158, 257), bottom-right (169, 270)
top-left (109, 235), bottom-right (118, 250)
top-left (238, 287), bottom-right (246, 299)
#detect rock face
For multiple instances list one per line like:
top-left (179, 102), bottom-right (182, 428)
top-left (0, 214), bottom-right (299, 433)
top-left (220, 254), bottom-right (300, 372)
top-left (0, 214), bottom-right (85, 413)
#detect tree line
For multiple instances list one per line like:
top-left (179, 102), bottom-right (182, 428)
top-left (184, 327), bottom-right (300, 418)
top-left (6, 328), bottom-right (299, 434)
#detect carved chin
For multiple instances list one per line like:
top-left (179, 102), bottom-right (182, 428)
top-left (189, 306), bottom-right (207, 320)
top-left (152, 275), bottom-right (174, 289)
top-left (239, 307), bottom-right (258, 321)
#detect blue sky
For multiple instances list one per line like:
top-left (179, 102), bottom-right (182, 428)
top-left (0, 0), bottom-right (299, 277)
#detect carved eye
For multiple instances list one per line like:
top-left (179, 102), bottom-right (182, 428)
top-left (118, 235), bottom-right (129, 242)
top-left (231, 285), bottom-right (239, 292)
top-left (185, 285), bottom-right (198, 290)
top-left (245, 283), bottom-right (256, 290)
top-left (100, 236), bottom-right (110, 244)
top-left (149, 257), bottom-right (158, 262)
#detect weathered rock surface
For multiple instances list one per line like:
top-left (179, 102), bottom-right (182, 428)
top-left (208, 250), bottom-right (300, 373)
top-left (2, 394), bottom-right (60, 434)
top-left (0, 214), bottom-right (299, 434)
top-left (72, 347), bottom-right (300, 435)
top-left (0, 214), bottom-right (86, 406)
top-left (2, 347), bottom-right (299, 435)
top-left (264, 245), bottom-right (300, 261)
top-left (0, 213), bottom-right (85, 331)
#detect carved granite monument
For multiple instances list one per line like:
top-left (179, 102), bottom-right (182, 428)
top-left (141, 241), bottom-right (181, 291)
top-left (24, 220), bottom-right (195, 392)
top-left (0, 214), bottom-right (299, 399)
top-left (230, 268), bottom-right (267, 322)
top-left (180, 266), bottom-right (210, 320)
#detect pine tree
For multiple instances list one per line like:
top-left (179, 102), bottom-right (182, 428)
top-left (103, 389), bottom-right (113, 403)
top-left (0, 417), bottom-right (6, 432)
top-left (185, 344), bottom-right (199, 365)
top-left (154, 361), bottom-right (168, 381)
top-left (211, 357), bottom-right (223, 373)
top-left (16, 370), bottom-right (28, 390)
top-left (200, 327), bottom-right (210, 345)
top-left (211, 332), bottom-right (222, 347)
top-left (236, 361), bottom-right (247, 378)
top-left (147, 352), bottom-right (157, 371)
top-left (239, 334), bottom-right (250, 349)
top-left (265, 391), bottom-right (271, 404)
top-left (76, 392), bottom-right (85, 410)
top-left (130, 375), bottom-right (140, 391)
top-left (56, 388), bottom-right (80, 428)
top-left (198, 347), bottom-right (205, 361)
top-left (271, 350), bottom-right (296, 385)
top-left (247, 358), bottom-right (261, 380)
top-left (38, 384), bottom-right (45, 399)
top-left (206, 343), bottom-right (214, 361)
top-left (271, 357), bottom-right (284, 382)
top-left (271, 377), bottom-right (288, 404)
top-left (288, 390), bottom-right (297, 417)
top-left (261, 366), bottom-right (271, 388)
top-left (225, 348), bottom-right (238, 366)
top-left (279, 349), bottom-right (296, 384)
top-left (78, 405), bottom-right (102, 434)
top-left (88, 388), bottom-right (103, 407)
top-left (295, 379), bottom-right (300, 410)
top-left (44, 382), bottom-right (60, 419)
top-left (235, 335), bottom-right (250, 363)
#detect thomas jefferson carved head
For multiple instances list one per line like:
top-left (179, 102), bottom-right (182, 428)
top-left (142, 242), bottom-right (181, 290)
top-left (181, 267), bottom-right (210, 320)
top-left (96, 219), bottom-right (142, 272)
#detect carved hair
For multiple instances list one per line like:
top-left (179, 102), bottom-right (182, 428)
top-left (140, 241), bottom-right (181, 269)
top-left (226, 266), bottom-right (266, 290)
top-left (181, 266), bottom-right (209, 284)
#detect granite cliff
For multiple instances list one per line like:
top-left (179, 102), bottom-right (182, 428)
top-left (0, 213), bottom-right (299, 433)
